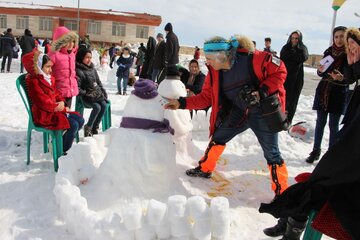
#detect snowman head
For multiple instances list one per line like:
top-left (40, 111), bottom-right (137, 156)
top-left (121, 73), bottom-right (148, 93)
top-left (158, 66), bottom-right (187, 99)
top-left (122, 79), bottom-right (165, 122)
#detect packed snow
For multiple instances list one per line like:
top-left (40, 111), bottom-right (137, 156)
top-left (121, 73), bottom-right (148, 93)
top-left (0, 56), bottom-right (335, 239)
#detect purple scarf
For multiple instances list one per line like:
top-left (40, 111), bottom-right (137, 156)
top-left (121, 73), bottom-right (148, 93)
top-left (120, 117), bottom-right (175, 135)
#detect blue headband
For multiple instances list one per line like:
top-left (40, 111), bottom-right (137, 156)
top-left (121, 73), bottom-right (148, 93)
top-left (203, 36), bottom-right (239, 54)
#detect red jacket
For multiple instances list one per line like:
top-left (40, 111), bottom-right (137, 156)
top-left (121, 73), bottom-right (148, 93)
top-left (22, 50), bottom-right (70, 130)
top-left (185, 49), bottom-right (287, 136)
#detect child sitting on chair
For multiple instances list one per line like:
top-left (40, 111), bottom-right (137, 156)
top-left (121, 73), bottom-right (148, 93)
top-left (75, 48), bottom-right (108, 137)
top-left (22, 49), bottom-right (84, 154)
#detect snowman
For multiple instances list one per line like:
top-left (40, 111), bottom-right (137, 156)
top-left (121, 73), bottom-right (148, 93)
top-left (81, 79), bottom-right (178, 207)
top-left (157, 66), bottom-right (195, 160)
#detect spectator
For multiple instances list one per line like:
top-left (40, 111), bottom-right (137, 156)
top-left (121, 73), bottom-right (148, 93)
top-left (108, 43), bottom-right (116, 59)
top-left (22, 50), bottom-right (84, 154)
top-left (42, 38), bottom-right (51, 54)
top-left (280, 30), bottom-right (309, 124)
top-left (140, 36), bottom-right (156, 79)
top-left (165, 35), bottom-right (289, 197)
top-left (135, 43), bottom-right (145, 76)
top-left (152, 33), bottom-right (166, 82)
top-left (116, 46), bottom-right (133, 95)
top-left (76, 48), bottom-right (108, 137)
top-left (306, 26), bottom-right (348, 164)
top-left (0, 28), bottom-right (16, 73)
top-left (164, 22), bottom-right (180, 68)
top-left (19, 29), bottom-right (36, 73)
top-left (109, 46), bottom-right (121, 69)
top-left (264, 37), bottom-right (277, 56)
top-left (194, 46), bottom-right (200, 60)
top-left (48, 26), bottom-right (79, 108)
top-left (180, 59), bottom-right (205, 96)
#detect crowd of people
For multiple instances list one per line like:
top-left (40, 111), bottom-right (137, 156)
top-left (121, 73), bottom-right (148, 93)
top-left (1, 20), bottom-right (359, 239)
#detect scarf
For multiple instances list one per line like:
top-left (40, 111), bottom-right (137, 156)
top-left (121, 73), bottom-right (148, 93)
top-left (120, 117), bottom-right (174, 135)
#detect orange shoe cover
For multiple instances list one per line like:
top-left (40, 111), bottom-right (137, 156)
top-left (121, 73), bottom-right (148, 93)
top-left (268, 162), bottom-right (289, 195)
top-left (199, 141), bottom-right (226, 173)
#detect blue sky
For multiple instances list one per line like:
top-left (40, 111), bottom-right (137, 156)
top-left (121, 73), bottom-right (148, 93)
top-left (18, 0), bottom-right (360, 54)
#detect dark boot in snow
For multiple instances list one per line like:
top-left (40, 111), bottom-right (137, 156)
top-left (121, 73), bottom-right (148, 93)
top-left (84, 125), bottom-right (93, 137)
top-left (280, 217), bottom-right (306, 240)
top-left (263, 217), bottom-right (287, 237)
top-left (92, 125), bottom-right (99, 135)
top-left (186, 166), bottom-right (212, 179)
top-left (305, 149), bottom-right (321, 163)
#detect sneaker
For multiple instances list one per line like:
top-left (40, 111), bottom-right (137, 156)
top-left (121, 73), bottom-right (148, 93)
top-left (116, 91), bottom-right (122, 95)
top-left (305, 149), bottom-right (321, 163)
top-left (186, 166), bottom-right (212, 178)
top-left (0, 70), bottom-right (4, 73)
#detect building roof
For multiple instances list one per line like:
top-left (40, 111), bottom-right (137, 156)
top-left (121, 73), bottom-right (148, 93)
top-left (0, 1), bottom-right (161, 26)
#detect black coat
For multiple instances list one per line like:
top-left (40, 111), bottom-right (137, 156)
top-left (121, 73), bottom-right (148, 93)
top-left (19, 34), bottom-right (35, 56)
top-left (280, 31), bottom-right (308, 122)
top-left (152, 40), bottom-right (166, 70)
top-left (116, 54), bottom-right (133, 77)
top-left (165, 31), bottom-right (180, 66)
top-left (180, 69), bottom-right (206, 95)
top-left (140, 36), bottom-right (156, 79)
top-left (76, 62), bottom-right (107, 103)
top-left (313, 46), bottom-right (348, 114)
top-left (342, 60), bottom-right (360, 125)
top-left (0, 33), bottom-right (16, 54)
top-left (259, 59), bottom-right (360, 239)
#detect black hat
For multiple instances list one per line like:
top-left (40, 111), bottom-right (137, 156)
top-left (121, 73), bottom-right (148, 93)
top-left (76, 48), bottom-right (91, 63)
top-left (164, 23), bottom-right (173, 32)
top-left (166, 65), bottom-right (180, 77)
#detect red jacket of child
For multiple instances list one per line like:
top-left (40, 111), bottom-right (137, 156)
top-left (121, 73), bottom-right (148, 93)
top-left (22, 50), bottom-right (70, 130)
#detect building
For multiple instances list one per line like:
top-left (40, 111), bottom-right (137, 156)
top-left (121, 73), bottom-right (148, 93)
top-left (0, 1), bottom-right (161, 45)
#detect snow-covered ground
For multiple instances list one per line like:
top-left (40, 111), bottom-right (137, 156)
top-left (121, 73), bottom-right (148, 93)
top-left (0, 57), bottom-right (334, 239)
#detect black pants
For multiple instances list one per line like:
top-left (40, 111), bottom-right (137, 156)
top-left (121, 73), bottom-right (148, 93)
top-left (1, 51), bottom-right (13, 72)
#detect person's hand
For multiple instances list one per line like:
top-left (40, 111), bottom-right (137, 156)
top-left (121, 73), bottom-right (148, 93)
top-left (65, 106), bottom-right (70, 112)
top-left (329, 70), bottom-right (344, 81)
top-left (164, 99), bottom-right (180, 110)
top-left (54, 101), bottom-right (65, 112)
top-left (251, 91), bottom-right (261, 102)
top-left (317, 64), bottom-right (326, 73)
top-left (347, 46), bottom-right (360, 65)
top-left (187, 90), bottom-right (195, 97)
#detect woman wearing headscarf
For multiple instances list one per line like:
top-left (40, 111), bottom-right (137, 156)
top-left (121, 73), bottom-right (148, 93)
top-left (280, 30), bottom-right (309, 124)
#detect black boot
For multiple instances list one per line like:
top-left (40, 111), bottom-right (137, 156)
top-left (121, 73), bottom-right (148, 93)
top-left (263, 217), bottom-right (287, 237)
top-left (92, 125), bottom-right (99, 135)
top-left (280, 217), bottom-right (306, 240)
top-left (305, 149), bottom-right (321, 163)
top-left (186, 166), bottom-right (212, 178)
top-left (84, 125), bottom-right (93, 137)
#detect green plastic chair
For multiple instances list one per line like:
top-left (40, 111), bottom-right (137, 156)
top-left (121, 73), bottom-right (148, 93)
top-left (303, 211), bottom-right (323, 240)
top-left (75, 96), bottom-right (112, 133)
top-left (16, 74), bottom-right (63, 172)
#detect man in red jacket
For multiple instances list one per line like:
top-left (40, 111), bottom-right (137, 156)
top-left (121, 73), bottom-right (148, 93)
top-left (165, 35), bottom-right (289, 196)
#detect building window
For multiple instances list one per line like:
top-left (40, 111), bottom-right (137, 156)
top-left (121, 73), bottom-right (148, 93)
top-left (16, 16), bottom-right (29, 29)
top-left (112, 22), bottom-right (126, 36)
top-left (136, 26), bottom-right (149, 39)
top-left (0, 15), bottom-right (6, 28)
top-left (39, 17), bottom-right (53, 31)
top-left (87, 20), bottom-right (101, 35)
top-left (64, 20), bottom-right (78, 31)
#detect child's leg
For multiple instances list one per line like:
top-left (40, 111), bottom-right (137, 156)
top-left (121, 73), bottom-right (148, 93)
top-left (92, 100), bottom-right (107, 130)
top-left (123, 76), bottom-right (129, 94)
top-left (63, 113), bottom-right (84, 152)
top-left (86, 102), bottom-right (102, 128)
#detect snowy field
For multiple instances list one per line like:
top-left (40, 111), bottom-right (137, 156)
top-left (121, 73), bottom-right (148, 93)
top-left (0, 57), bottom-right (334, 240)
